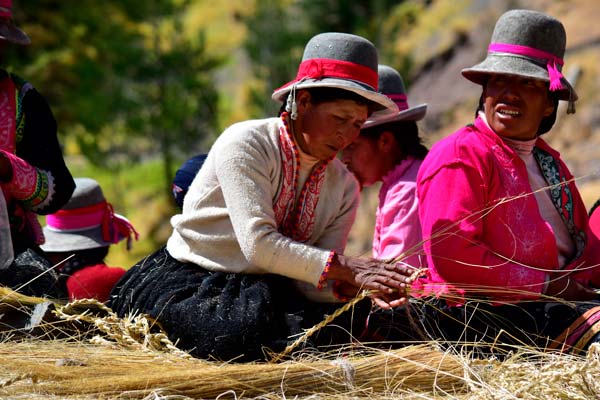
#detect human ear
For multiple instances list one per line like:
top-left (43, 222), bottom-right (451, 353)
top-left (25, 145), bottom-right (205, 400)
top-left (543, 96), bottom-right (555, 117)
top-left (378, 131), bottom-right (395, 153)
top-left (295, 90), bottom-right (311, 112)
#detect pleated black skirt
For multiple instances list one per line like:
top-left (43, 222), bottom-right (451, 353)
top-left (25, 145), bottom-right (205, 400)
top-left (109, 246), bottom-right (370, 361)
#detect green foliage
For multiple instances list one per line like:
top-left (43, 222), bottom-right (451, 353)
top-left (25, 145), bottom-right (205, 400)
top-left (242, 0), bottom-right (408, 117)
top-left (8, 0), bottom-right (221, 192)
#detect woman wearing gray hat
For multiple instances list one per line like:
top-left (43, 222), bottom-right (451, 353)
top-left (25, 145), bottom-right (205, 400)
top-left (415, 9), bottom-right (600, 356)
top-left (0, 0), bottom-right (75, 296)
top-left (110, 32), bottom-right (417, 361)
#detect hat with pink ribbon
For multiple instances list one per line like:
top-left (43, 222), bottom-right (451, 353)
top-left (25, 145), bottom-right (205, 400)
top-left (0, 0), bottom-right (30, 45)
top-left (362, 64), bottom-right (427, 129)
top-left (461, 9), bottom-right (577, 113)
top-left (272, 32), bottom-right (398, 114)
top-left (41, 178), bottom-right (139, 252)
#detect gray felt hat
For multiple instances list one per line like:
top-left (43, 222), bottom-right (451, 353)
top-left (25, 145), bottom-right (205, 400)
top-left (462, 9), bottom-right (577, 108)
top-left (0, 0), bottom-right (30, 45)
top-left (272, 32), bottom-right (398, 113)
top-left (41, 178), bottom-right (138, 252)
top-left (362, 65), bottom-right (427, 129)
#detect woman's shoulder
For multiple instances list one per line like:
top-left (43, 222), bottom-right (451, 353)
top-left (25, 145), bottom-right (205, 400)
top-left (428, 123), bottom-right (490, 160)
top-left (332, 159), bottom-right (361, 195)
top-left (215, 118), bottom-right (280, 150)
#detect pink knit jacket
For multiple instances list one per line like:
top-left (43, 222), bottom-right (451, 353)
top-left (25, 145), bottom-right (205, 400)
top-left (416, 116), bottom-right (600, 304)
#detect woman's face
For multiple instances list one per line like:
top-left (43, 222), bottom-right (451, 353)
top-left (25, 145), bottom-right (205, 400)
top-left (293, 91), bottom-right (369, 161)
top-left (341, 134), bottom-right (389, 188)
top-left (483, 74), bottom-right (555, 140)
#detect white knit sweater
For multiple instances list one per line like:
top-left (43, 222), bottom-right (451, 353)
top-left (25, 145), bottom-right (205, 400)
top-left (167, 117), bottom-right (360, 289)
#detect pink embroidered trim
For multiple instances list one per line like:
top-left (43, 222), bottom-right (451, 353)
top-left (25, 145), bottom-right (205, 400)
top-left (317, 250), bottom-right (335, 290)
top-left (488, 43), bottom-right (565, 91)
top-left (0, 76), bottom-right (16, 153)
top-left (386, 93), bottom-right (408, 111)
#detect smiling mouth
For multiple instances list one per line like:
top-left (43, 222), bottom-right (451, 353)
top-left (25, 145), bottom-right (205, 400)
top-left (497, 109), bottom-right (521, 117)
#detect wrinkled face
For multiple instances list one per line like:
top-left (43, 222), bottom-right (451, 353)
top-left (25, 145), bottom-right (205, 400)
top-left (341, 134), bottom-right (386, 188)
top-left (293, 93), bottom-right (369, 161)
top-left (483, 74), bottom-right (555, 140)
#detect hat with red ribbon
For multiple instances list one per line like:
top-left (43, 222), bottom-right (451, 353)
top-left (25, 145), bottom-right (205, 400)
top-left (41, 178), bottom-right (139, 252)
top-left (272, 32), bottom-right (398, 114)
top-left (461, 9), bottom-right (577, 113)
top-left (0, 0), bottom-right (30, 45)
top-left (362, 64), bottom-right (427, 129)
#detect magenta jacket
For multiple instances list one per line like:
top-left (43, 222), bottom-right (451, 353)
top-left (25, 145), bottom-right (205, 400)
top-left (373, 156), bottom-right (424, 268)
top-left (416, 116), bottom-right (600, 304)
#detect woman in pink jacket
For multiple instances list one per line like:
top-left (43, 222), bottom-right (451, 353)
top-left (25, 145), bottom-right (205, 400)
top-left (416, 9), bottom-right (600, 356)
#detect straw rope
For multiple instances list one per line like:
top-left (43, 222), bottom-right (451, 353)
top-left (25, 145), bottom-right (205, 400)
top-left (53, 299), bottom-right (194, 360)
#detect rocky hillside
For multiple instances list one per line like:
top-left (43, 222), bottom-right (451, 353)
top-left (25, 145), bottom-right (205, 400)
top-left (346, 0), bottom-right (600, 256)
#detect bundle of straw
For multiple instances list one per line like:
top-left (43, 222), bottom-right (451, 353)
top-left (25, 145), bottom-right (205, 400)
top-left (0, 340), bottom-right (466, 399)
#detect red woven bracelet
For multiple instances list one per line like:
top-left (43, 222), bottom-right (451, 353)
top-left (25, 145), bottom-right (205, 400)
top-left (332, 280), bottom-right (352, 302)
top-left (317, 250), bottom-right (335, 290)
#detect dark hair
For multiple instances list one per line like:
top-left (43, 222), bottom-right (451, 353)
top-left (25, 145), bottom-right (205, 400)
top-left (360, 120), bottom-right (429, 160)
top-left (477, 79), bottom-right (559, 136)
top-left (280, 87), bottom-right (379, 116)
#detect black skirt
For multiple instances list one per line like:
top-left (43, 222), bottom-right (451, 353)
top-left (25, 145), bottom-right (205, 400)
top-left (108, 246), bottom-right (370, 362)
top-left (417, 297), bottom-right (600, 357)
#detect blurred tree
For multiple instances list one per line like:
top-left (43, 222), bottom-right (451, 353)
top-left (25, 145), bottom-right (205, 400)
top-left (242, 0), bottom-right (406, 117)
top-left (242, 0), bottom-right (310, 118)
top-left (8, 0), bottom-right (221, 197)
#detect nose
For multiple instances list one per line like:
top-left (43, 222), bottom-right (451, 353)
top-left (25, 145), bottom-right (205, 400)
top-left (336, 129), bottom-right (360, 149)
top-left (498, 81), bottom-right (521, 100)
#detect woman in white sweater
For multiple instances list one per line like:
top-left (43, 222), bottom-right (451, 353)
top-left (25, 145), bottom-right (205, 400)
top-left (109, 32), bottom-right (417, 361)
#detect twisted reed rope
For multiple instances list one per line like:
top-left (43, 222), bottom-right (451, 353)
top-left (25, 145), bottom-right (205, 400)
top-left (53, 299), bottom-right (193, 360)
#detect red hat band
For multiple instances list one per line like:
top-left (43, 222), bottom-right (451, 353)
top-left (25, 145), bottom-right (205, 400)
top-left (291, 58), bottom-right (378, 91)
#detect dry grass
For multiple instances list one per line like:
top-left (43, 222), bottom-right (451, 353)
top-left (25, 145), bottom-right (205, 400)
top-left (0, 287), bottom-right (599, 399)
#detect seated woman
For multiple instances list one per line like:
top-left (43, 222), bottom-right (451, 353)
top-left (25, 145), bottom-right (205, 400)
top-left (109, 32), bottom-right (417, 362)
top-left (341, 65), bottom-right (429, 344)
top-left (415, 9), bottom-right (600, 356)
top-left (342, 64), bottom-right (428, 268)
top-left (41, 178), bottom-right (138, 303)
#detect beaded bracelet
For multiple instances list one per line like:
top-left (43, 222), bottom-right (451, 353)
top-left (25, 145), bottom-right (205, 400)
top-left (317, 250), bottom-right (335, 290)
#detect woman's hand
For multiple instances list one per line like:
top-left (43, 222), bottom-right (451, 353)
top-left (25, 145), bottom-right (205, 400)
top-left (327, 253), bottom-right (418, 309)
top-left (545, 274), bottom-right (600, 301)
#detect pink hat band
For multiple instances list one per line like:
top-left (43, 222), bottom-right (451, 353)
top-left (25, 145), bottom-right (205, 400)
top-left (488, 43), bottom-right (565, 91)
top-left (386, 93), bottom-right (408, 111)
top-left (46, 200), bottom-right (139, 246)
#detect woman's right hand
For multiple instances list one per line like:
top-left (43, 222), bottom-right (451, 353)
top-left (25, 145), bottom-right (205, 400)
top-left (327, 253), bottom-right (418, 309)
top-left (545, 275), bottom-right (600, 301)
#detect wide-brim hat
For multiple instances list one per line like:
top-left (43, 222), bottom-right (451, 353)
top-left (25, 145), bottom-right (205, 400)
top-left (362, 64), bottom-right (427, 129)
top-left (41, 177), bottom-right (138, 253)
top-left (272, 32), bottom-right (398, 113)
top-left (0, 0), bottom-right (30, 45)
top-left (461, 9), bottom-right (577, 104)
